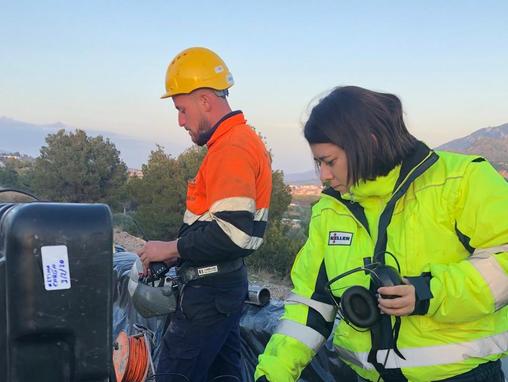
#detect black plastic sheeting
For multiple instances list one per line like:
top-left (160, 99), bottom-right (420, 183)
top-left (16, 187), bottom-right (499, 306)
top-left (113, 251), bottom-right (166, 365)
top-left (113, 251), bottom-right (357, 382)
top-left (239, 302), bottom-right (357, 382)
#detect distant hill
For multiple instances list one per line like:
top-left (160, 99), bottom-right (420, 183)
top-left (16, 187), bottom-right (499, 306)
top-left (0, 117), bottom-right (66, 155)
top-left (436, 123), bottom-right (508, 152)
top-left (3, 116), bottom-right (507, 181)
top-left (2, 115), bottom-right (320, 183)
top-left (437, 122), bottom-right (508, 175)
top-left (0, 116), bottom-right (185, 169)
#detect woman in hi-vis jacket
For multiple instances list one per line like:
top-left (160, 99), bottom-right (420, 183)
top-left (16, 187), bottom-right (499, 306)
top-left (255, 86), bottom-right (508, 382)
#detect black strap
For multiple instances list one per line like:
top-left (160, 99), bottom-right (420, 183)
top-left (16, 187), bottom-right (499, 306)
top-left (176, 258), bottom-right (244, 284)
top-left (392, 317), bottom-right (405, 359)
top-left (374, 143), bottom-right (439, 262)
top-left (369, 142), bottom-right (438, 381)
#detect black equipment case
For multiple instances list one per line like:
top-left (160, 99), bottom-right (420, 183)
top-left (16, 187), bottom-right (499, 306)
top-left (0, 202), bottom-right (113, 382)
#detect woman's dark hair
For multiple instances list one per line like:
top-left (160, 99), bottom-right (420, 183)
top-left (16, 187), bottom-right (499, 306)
top-left (304, 86), bottom-right (418, 185)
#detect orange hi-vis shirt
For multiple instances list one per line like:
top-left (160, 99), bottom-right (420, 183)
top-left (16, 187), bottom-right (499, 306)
top-left (177, 111), bottom-right (272, 265)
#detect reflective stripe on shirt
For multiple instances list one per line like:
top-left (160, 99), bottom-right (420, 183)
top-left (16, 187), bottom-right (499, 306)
top-left (275, 319), bottom-right (326, 352)
top-left (183, 196), bottom-right (268, 250)
top-left (210, 196), bottom-right (256, 214)
top-left (335, 330), bottom-right (508, 369)
top-left (285, 293), bottom-right (337, 322)
top-left (470, 244), bottom-right (508, 310)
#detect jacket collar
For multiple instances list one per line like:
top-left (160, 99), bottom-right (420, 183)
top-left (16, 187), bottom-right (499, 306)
top-left (204, 110), bottom-right (245, 147)
top-left (326, 141), bottom-right (435, 202)
top-left (342, 165), bottom-right (401, 202)
top-left (322, 141), bottom-right (438, 233)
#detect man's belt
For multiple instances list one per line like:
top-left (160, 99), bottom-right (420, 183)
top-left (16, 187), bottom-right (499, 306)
top-left (176, 258), bottom-right (244, 284)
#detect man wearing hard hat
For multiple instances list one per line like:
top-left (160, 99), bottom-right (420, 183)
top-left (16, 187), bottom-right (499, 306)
top-left (137, 47), bottom-right (272, 382)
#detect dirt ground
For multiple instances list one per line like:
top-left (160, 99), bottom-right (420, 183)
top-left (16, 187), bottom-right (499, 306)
top-left (113, 229), bottom-right (292, 300)
top-left (114, 228), bottom-right (146, 252)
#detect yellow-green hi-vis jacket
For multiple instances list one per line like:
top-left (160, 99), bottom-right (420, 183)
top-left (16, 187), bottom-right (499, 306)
top-left (255, 142), bottom-right (508, 382)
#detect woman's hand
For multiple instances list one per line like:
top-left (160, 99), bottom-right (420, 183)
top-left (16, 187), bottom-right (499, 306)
top-left (377, 279), bottom-right (416, 316)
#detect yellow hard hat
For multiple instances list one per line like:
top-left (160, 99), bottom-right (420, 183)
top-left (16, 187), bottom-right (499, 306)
top-left (161, 47), bottom-right (234, 99)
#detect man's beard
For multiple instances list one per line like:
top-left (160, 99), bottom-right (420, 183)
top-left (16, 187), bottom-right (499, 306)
top-left (193, 119), bottom-right (212, 146)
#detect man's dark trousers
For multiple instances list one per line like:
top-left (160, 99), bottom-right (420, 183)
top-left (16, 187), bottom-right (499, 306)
top-left (156, 274), bottom-right (247, 382)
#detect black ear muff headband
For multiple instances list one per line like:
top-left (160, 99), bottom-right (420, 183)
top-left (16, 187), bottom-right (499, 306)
top-left (326, 260), bottom-right (403, 329)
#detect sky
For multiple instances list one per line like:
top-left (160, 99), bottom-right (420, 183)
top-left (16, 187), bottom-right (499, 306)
top-left (1, 0), bottom-right (507, 173)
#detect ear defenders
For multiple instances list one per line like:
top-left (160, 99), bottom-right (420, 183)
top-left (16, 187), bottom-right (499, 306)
top-left (327, 261), bottom-right (403, 328)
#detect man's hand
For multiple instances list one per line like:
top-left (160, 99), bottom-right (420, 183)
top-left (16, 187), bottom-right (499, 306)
top-left (137, 240), bottom-right (180, 273)
top-left (377, 279), bottom-right (416, 316)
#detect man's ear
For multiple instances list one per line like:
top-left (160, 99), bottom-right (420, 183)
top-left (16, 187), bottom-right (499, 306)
top-left (197, 92), bottom-right (212, 112)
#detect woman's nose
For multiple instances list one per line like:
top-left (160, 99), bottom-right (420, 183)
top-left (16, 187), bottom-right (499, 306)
top-left (319, 165), bottom-right (333, 182)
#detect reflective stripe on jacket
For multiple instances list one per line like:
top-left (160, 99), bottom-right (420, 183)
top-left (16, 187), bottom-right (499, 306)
top-left (255, 143), bottom-right (508, 382)
top-left (177, 111), bottom-right (272, 265)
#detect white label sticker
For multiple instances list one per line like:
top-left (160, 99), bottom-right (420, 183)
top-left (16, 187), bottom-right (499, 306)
top-left (328, 231), bottom-right (353, 246)
top-left (197, 265), bottom-right (218, 276)
top-left (41, 245), bottom-right (71, 291)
